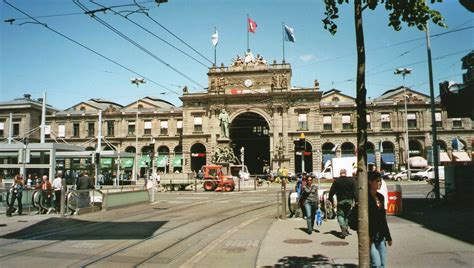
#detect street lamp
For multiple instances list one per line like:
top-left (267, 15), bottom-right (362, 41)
top-left (394, 68), bottom-right (412, 179)
top-left (131, 78), bottom-right (146, 181)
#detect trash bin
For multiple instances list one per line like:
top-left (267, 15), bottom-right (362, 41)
top-left (387, 184), bottom-right (402, 215)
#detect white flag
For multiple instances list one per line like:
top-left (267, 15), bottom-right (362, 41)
top-left (211, 29), bottom-right (218, 47)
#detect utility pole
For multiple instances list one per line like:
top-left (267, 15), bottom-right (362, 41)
top-left (395, 68), bottom-right (412, 179)
top-left (131, 78), bottom-right (145, 182)
top-left (40, 92), bottom-right (46, 144)
top-left (425, 22), bottom-right (441, 200)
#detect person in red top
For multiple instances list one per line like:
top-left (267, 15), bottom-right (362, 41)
top-left (41, 175), bottom-right (53, 213)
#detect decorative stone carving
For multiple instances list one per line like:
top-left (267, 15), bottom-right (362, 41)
top-left (211, 146), bottom-right (240, 164)
top-left (280, 73), bottom-right (288, 88)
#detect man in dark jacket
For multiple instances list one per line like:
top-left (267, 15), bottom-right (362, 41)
top-left (329, 169), bottom-right (356, 239)
top-left (76, 172), bottom-right (94, 208)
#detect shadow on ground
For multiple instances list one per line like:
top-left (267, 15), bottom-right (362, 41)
top-left (262, 254), bottom-right (357, 268)
top-left (0, 217), bottom-right (167, 240)
top-left (395, 198), bottom-right (474, 244)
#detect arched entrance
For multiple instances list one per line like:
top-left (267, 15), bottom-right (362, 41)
top-left (229, 112), bottom-right (270, 174)
top-left (295, 141), bottom-right (313, 174)
top-left (341, 142), bottom-right (355, 157)
top-left (409, 140), bottom-right (423, 157)
top-left (190, 143), bottom-right (206, 173)
top-left (381, 141), bottom-right (395, 172)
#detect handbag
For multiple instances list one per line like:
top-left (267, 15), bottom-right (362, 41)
top-left (348, 205), bottom-right (358, 231)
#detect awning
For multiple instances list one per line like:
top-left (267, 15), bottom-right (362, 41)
top-left (409, 156), bottom-right (428, 168)
top-left (100, 158), bottom-right (113, 168)
top-left (139, 155), bottom-right (150, 167)
top-left (323, 154), bottom-right (335, 166)
top-left (367, 154), bottom-right (376, 164)
top-left (439, 152), bottom-right (451, 162)
top-left (121, 158), bottom-right (134, 168)
top-left (452, 151), bottom-right (471, 162)
top-left (156, 155), bottom-right (168, 167)
top-left (381, 153), bottom-right (395, 165)
top-left (173, 155), bottom-right (182, 167)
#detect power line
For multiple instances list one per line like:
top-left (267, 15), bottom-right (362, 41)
top-left (88, 0), bottom-right (211, 68)
top-left (3, 0), bottom-right (178, 96)
top-left (73, 0), bottom-right (205, 89)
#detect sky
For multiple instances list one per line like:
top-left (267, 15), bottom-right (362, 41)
top-left (1, 0), bottom-right (472, 110)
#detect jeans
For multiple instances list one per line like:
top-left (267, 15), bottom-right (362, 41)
top-left (304, 200), bottom-right (317, 233)
top-left (336, 199), bottom-right (352, 231)
top-left (370, 237), bottom-right (387, 267)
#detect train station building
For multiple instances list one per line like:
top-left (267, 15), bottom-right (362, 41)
top-left (1, 51), bottom-right (472, 177)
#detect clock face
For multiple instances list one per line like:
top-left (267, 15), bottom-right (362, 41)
top-left (244, 79), bottom-right (253, 87)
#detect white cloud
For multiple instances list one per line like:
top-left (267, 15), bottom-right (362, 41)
top-left (299, 54), bottom-right (315, 62)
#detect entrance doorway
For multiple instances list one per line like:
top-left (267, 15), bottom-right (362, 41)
top-left (190, 143), bottom-right (206, 173)
top-left (229, 112), bottom-right (270, 175)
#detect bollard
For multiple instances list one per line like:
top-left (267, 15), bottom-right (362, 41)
top-left (194, 177), bottom-right (197, 193)
top-left (238, 178), bottom-right (241, 192)
top-left (254, 177), bottom-right (256, 190)
top-left (281, 182), bottom-right (287, 219)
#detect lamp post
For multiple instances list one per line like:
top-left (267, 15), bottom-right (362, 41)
top-left (299, 133), bottom-right (305, 173)
top-left (394, 68), bottom-right (412, 179)
top-left (131, 78), bottom-right (146, 181)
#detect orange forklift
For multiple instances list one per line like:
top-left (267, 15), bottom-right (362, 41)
top-left (201, 165), bottom-right (235, 192)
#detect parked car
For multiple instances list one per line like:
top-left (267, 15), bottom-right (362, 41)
top-left (393, 170), bottom-right (409, 181)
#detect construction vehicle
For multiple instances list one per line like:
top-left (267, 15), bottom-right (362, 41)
top-left (201, 165), bottom-right (235, 192)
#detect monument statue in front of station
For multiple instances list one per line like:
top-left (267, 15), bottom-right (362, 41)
top-left (218, 109), bottom-right (230, 139)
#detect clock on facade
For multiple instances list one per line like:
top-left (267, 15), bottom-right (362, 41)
top-left (244, 79), bottom-right (253, 87)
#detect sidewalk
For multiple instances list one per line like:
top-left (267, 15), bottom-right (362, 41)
top-left (257, 208), bottom-right (474, 267)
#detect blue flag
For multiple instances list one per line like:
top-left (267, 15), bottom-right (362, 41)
top-left (284, 24), bottom-right (295, 42)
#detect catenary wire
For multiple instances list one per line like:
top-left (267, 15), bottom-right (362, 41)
top-left (73, 0), bottom-right (205, 89)
top-left (3, 0), bottom-right (178, 96)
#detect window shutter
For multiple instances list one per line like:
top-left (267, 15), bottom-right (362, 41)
top-left (177, 120), bottom-right (183, 129)
top-left (298, 114), bottom-right (307, 122)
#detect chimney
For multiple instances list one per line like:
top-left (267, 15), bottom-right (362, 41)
top-left (24, 93), bottom-right (31, 99)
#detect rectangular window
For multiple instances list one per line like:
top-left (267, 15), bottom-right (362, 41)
top-left (73, 123), bottom-right (80, 137)
top-left (177, 120), bottom-right (183, 135)
top-left (128, 121), bottom-right (136, 135)
top-left (452, 118), bottom-right (462, 128)
top-left (144, 120), bottom-right (152, 135)
top-left (160, 120), bottom-right (168, 135)
top-left (342, 115), bottom-right (352, 130)
top-left (381, 113), bottom-right (391, 129)
top-left (87, 122), bottom-right (95, 137)
top-left (435, 112), bottom-right (442, 128)
top-left (323, 115), bottom-right (332, 131)
top-left (58, 124), bottom-right (65, 137)
top-left (366, 114), bottom-right (371, 129)
top-left (407, 113), bottom-right (417, 129)
top-left (298, 113), bottom-right (308, 130)
top-left (0, 122), bottom-right (4, 137)
top-left (194, 116), bottom-right (202, 132)
top-left (107, 121), bottom-right (114, 137)
top-left (44, 125), bottom-right (50, 138)
top-left (13, 123), bottom-right (20, 136)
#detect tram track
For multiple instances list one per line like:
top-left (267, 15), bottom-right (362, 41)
top-left (0, 193), bottom-right (249, 260)
top-left (78, 202), bottom-right (275, 267)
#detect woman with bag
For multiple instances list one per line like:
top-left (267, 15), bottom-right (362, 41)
top-left (368, 171), bottom-right (392, 267)
top-left (301, 176), bottom-right (319, 235)
top-left (7, 174), bottom-right (24, 217)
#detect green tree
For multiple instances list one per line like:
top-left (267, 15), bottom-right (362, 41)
top-left (322, 0), bottom-right (445, 266)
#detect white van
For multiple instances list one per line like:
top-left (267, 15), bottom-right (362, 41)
top-left (413, 166), bottom-right (445, 181)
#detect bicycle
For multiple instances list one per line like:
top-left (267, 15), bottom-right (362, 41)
top-left (426, 180), bottom-right (456, 207)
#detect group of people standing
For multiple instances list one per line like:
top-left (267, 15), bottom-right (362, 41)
top-left (295, 168), bottom-right (392, 267)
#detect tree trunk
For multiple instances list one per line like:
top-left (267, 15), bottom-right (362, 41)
top-left (354, 0), bottom-right (370, 267)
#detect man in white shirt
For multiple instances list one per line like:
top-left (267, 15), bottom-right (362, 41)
top-left (52, 172), bottom-right (63, 212)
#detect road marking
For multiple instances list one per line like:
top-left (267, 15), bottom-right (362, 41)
top-left (176, 197), bottom-right (209, 200)
top-left (241, 200), bottom-right (265, 203)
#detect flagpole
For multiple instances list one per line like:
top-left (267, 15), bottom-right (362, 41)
top-left (247, 14), bottom-right (249, 51)
top-left (214, 26), bottom-right (217, 66)
top-left (282, 22), bottom-right (285, 63)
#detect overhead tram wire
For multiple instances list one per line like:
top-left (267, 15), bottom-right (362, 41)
top-left (73, 0), bottom-right (205, 89)
top-left (3, 0), bottom-right (178, 96)
top-left (88, 0), bottom-right (210, 68)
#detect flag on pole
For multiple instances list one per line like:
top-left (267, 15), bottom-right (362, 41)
top-left (284, 24), bottom-right (295, 42)
top-left (452, 137), bottom-right (465, 151)
top-left (211, 29), bottom-right (219, 47)
top-left (248, 17), bottom-right (257, 33)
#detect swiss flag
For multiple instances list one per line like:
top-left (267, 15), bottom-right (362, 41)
top-left (248, 17), bottom-right (257, 33)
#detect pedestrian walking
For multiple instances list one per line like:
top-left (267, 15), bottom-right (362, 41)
top-left (6, 175), bottom-right (24, 217)
top-left (76, 171), bottom-right (94, 208)
top-left (329, 168), bottom-right (356, 239)
top-left (300, 176), bottom-right (319, 234)
top-left (52, 171), bottom-right (63, 212)
top-left (368, 171), bottom-right (392, 267)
